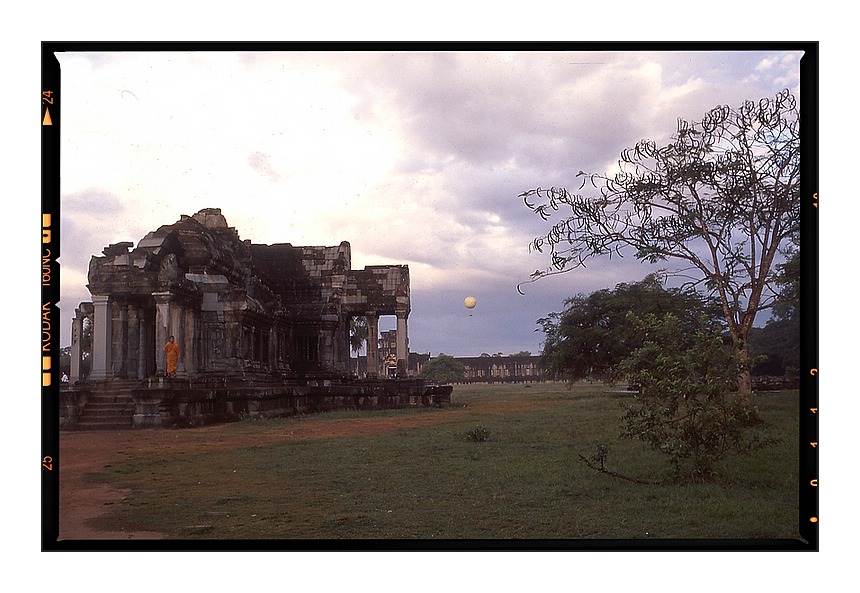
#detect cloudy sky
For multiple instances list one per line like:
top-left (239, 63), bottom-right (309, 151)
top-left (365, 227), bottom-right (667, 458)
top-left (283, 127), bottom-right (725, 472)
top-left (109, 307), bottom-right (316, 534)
top-left (54, 47), bottom-right (803, 356)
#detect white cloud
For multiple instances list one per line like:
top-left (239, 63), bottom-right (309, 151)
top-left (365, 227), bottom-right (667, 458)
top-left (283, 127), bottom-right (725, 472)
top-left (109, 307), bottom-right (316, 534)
top-left (755, 56), bottom-right (780, 71)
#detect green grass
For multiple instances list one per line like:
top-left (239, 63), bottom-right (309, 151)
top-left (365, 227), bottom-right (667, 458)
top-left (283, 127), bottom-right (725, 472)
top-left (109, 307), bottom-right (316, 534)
top-left (84, 382), bottom-right (800, 540)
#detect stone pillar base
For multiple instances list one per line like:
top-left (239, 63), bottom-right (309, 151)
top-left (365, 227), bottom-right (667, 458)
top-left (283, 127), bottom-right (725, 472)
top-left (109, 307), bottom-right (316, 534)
top-left (132, 412), bottom-right (164, 429)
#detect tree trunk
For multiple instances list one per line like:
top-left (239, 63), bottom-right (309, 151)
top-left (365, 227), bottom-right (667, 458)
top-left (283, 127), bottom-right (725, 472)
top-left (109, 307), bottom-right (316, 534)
top-left (737, 343), bottom-right (753, 401)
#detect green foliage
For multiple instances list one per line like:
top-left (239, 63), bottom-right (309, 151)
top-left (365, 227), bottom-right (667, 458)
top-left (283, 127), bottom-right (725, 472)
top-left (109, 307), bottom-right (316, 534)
top-left (349, 316), bottom-right (368, 355)
top-left (748, 320), bottom-right (799, 378)
top-left (418, 354), bottom-right (466, 383)
top-left (466, 426), bottom-right (491, 442)
top-left (59, 346), bottom-right (71, 376)
top-left (588, 443), bottom-right (610, 471)
top-left (538, 273), bottom-right (721, 382)
top-left (60, 317), bottom-right (93, 378)
top-left (748, 248), bottom-right (800, 378)
top-left (772, 246), bottom-right (800, 323)
top-left (619, 312), bottom-right (776, 481)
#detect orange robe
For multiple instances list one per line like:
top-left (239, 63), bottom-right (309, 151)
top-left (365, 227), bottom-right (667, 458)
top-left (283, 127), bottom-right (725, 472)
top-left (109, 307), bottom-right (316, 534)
top-left (163, 341), bottom-right (181, 374)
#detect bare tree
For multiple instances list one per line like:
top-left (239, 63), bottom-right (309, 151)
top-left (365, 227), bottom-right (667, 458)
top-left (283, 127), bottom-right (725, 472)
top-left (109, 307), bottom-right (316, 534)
top-left (521, 90), bottom-right (800, 396)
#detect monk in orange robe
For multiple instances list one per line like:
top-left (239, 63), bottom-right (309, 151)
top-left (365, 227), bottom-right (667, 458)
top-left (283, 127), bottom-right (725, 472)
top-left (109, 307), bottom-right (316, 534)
top-left (163, 336), bottom-right (181, 378)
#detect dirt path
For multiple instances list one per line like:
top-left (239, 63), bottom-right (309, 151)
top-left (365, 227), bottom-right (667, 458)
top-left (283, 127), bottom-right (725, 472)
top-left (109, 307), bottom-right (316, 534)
top-left (59, 428), bottom-right (182, 540)
top-left (57, 411), bottom-right (465, 540)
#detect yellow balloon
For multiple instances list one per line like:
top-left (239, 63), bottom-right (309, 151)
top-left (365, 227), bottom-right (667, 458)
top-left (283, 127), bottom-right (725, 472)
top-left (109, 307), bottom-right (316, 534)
top-left (464, 296), bottom-right (477, 309)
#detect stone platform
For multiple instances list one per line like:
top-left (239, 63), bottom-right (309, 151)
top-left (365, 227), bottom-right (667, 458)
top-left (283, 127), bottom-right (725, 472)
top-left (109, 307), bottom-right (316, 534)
top-left (60, 377), bottom-right (453, 430)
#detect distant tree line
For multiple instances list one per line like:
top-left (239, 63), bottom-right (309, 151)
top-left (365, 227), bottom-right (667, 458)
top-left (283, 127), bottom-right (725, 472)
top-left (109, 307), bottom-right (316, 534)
top-left (537, 271), bottom-right (799, 387)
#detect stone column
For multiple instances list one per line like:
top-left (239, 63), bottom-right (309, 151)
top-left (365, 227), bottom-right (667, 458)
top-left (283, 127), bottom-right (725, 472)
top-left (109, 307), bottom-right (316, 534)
top-left (138, 308), bottom-right (148, 378)
top-left (126, 305), bottom-right (139, 378)
top-left (268, 327), bottom-right (277, 371)
top-left (396, 312), bottom-right (409, 377)
top-left (115, 304), bottom-right (128, 377)
top-left (175, 306), bottom-right (188, 377)
top-left (69, 308), bottom-right (84, 383)
top-left (153, 292), bottom-right (173, 376)
top-left (90, 295), bottom-right (112, 380)
top-left (319, 314), bottom-right (340, 373)
top-left (365, 312), bottom-right (379, 378)
top-left (183, 307), bottom-right (196, 376)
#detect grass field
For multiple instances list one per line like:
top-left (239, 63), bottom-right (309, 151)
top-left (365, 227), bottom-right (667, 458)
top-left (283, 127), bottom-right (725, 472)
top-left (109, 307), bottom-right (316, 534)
top-left (83, 382), bottom-right (800, 542)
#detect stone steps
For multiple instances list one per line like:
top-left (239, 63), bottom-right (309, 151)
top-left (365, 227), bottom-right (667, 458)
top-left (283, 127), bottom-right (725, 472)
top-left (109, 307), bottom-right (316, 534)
top-left (76, 382), bottom-right (138, 430)
top-left (76, 418), bottom-right (133, 430)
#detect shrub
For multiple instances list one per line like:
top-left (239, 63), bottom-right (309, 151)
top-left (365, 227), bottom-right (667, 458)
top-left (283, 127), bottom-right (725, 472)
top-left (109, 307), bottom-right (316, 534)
top-left (466, 426), bottom-right (491, 442)
top-left (619, 312), bottom-right (776, 481)
top-left (419, 354), bottom-right (466, 383)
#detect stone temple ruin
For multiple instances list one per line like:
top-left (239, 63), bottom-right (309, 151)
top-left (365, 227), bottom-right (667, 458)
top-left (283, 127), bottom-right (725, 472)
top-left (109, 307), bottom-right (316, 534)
top-left (61, 208), bottom-right (450, 429)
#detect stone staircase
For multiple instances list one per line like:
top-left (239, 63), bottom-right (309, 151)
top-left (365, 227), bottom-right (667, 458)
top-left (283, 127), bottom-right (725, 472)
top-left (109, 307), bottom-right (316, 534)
top-left (76, 380), bottom-right (139, 430)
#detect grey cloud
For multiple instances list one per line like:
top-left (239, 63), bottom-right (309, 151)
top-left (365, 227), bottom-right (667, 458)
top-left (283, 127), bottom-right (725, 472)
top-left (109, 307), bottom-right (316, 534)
top-left (345, 54), bottom-right (548, 165)
top-left (338, 52), bottom-right (675, 214)
top-left (63, 188), bottom-right (128, 215)
top-left (59, 189), bottom-right (133, 272)
top-left (60, 52), bottom-right (118, 69)
top-left (248, 151), bottom-right (281, 181)
top-left (358, 51), bottom-right (799, 182)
